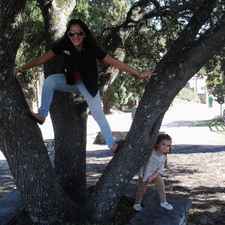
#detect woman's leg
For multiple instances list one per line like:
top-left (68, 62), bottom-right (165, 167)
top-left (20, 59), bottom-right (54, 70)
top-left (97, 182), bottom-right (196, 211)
top-left (38, 74), bottom-right (79, 118)
top-left (76, 82), bottom-right (114, 148)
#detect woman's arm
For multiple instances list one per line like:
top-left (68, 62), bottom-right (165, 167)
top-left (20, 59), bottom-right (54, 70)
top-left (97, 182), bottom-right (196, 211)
top-left (17, 50), bottom-right (56, 74)
top-left (101, 54), bottom-right (156, 80)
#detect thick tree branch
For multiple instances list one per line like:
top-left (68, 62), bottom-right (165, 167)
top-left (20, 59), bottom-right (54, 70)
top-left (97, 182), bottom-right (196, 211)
top-left (156, 0), bottom-right (217, 74)
top-left (37, 0), bottom-right (76, 41)
top-left (89, 1), bottom-right (225, 222)
top-left (103, 0), bottom-right (206, 33)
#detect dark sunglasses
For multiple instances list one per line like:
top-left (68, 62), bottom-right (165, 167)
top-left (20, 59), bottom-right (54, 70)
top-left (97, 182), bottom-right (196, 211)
top-left (68, 31), bottom-right (84, 37)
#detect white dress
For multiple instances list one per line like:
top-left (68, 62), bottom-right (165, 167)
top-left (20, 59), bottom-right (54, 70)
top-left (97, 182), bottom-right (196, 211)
top-left (139, 150), bottom-right (166, 182)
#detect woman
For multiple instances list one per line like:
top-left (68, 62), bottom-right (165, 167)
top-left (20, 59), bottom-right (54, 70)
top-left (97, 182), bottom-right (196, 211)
top-left (17, 19), bottom-right (155, 152)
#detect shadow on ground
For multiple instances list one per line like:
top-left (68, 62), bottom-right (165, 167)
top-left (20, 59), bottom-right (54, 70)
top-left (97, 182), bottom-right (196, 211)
top-left (165, 183), bottom-right (225, 225)
top-left (86, 145), bottom-right (225, 159)
top-left (172, 145), bottom-right (225, 154)
top-left (1, 144), bottom-right (225, 225)
top-left (86, 146), bottom-right (225, 225)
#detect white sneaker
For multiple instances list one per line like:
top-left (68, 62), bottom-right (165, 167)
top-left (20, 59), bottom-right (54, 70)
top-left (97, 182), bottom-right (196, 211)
top-left (133, 203), bottom-right (143, 211)
top-left (160, 202), bottom-right (173, 210)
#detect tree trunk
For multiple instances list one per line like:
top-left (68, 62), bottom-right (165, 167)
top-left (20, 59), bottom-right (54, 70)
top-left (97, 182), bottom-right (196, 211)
top-left (51, 95), bottom-right (87, 203)
top-left (89, 2), bottom-right (225, 222)
top-left (37, 0), bottom-right (87, 203)
top-left (0, 2), bottom-right (77, 224)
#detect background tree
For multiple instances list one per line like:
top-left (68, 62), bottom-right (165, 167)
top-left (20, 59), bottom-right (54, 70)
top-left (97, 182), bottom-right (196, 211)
top-left (206, 55), bottom-right (225, 115)
top-left (16, 0), bottom-right (45, 109)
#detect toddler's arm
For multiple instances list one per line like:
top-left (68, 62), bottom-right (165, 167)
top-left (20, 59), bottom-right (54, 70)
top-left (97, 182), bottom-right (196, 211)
top-left (145, 170), bottom-right (160, 183)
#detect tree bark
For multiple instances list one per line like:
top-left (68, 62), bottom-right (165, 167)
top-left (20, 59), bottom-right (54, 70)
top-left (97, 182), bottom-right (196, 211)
top-left (51, 95), bottom-right (87, 203)
top-left (37, 0), bottom-right (88, 203)
top-left (89, 1), bottom-right (225, 222)
top-left (0, 1), bottom-right (77, 224)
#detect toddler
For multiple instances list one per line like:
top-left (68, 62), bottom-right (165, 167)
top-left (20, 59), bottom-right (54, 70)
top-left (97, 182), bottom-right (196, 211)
top-left (133, 133), bottom-right (173, 211)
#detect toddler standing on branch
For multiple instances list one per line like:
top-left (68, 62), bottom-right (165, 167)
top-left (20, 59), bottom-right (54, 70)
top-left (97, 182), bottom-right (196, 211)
top-left (133, 133), bottom-right (173, 211)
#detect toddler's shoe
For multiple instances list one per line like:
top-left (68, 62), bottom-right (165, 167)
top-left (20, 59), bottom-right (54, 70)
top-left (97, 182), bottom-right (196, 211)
top-left (160, 201), bottom-right (173, 210)
top-left (133, 203), bottom-right (143, 212)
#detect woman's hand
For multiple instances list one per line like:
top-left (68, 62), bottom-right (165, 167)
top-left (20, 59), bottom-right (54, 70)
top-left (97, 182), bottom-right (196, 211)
top-left (138, 70), bottom-right (156, 80)
top-left (15, 51), bottom-right (56, 76)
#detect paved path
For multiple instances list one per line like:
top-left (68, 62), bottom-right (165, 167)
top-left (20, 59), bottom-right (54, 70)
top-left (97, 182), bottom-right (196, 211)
top-left (40, 101), bottom-right (225, 147)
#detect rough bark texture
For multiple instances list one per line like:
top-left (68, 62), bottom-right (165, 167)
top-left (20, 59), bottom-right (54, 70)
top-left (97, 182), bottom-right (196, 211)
top-left (37, 0), bottom-right (88, 203)
top-left (0, 1), bottom-right (73, 224)
top-left (51, 95), bottom-right (87, 203)
top-left (89, 1), bottom-right (225, 222)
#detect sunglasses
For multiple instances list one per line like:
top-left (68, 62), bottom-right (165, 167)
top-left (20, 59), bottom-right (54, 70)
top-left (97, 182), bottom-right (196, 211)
top-left (68, 31), bottom-right (84, 37)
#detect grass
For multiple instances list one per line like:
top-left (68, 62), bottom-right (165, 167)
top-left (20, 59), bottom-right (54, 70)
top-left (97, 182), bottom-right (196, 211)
top-left (208, 117), bottom-right (225, 132)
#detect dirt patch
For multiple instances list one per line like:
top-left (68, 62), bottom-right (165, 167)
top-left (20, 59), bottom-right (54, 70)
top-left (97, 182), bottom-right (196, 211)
top-left (165, 150), bottom-right (225, 225)
top-left (1, 145), bottom-right (225, 225)
top-left (86, 146), bottom-right (225, 225)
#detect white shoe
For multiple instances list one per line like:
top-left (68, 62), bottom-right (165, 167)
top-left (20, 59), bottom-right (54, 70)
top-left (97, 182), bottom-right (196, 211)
top-left (160, 202), bottom-right (173, 210)
top-left (133, 203), bottom-right (143, 211)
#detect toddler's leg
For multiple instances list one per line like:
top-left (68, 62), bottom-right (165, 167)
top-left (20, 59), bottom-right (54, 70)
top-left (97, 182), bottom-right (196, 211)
top-left (153, 175), bottom-right (173, 210)
top-left (153, 175), bottom-right (166, 203)
top-left (135, 177), bottom-right (146, 203)
top-left (133, 177), bottom-right (148, 211)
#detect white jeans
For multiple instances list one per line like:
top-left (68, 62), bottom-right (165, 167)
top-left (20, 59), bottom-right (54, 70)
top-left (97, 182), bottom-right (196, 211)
top-left (39, 74), bottom-right (114, 148)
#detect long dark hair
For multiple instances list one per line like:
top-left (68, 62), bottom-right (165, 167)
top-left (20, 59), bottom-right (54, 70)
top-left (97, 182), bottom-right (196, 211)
top-left (64, 19), bottom-right (97, 49)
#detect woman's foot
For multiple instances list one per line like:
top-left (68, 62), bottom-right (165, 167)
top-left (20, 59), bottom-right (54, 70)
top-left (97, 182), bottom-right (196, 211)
top-left (28, 111), bottom-right (45, 125)
top-left (111, 143), bottom-right (119, 153)
top-left (111, 140), bottom-right (125, 153)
